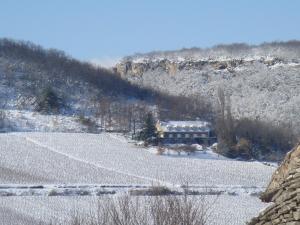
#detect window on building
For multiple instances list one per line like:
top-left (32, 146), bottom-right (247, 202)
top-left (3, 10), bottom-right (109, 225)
top-left (185, 133), bottom-right (190, 138)
top-left (193, 133), bottom-right (198, 138)
top-left (168, 134), bottom-right (173, 138)
top-left (177, 133), bottom-right (181, 138)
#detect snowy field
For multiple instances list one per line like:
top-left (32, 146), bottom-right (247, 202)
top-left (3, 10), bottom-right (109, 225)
top-left (0, 132), bottom-right (275, 224)
top-left (1, 110), bottom-right (92, 133)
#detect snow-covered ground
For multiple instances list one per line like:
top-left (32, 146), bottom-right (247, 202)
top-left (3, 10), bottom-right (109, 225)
top-left (0, 132), bottom-right (275, 225)
top-left (0, 132), bottom-right (276, 187)
top-left (1, 110), bottom-right (94, 133)
top-left (146, 144), bottom-right (229, 160)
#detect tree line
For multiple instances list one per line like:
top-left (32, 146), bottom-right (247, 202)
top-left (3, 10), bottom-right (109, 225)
top-left (215, 87), bottom-right (297, 161)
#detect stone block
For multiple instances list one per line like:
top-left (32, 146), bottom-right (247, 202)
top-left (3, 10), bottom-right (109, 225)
top-left (293, 210), bottom-right (300, 220)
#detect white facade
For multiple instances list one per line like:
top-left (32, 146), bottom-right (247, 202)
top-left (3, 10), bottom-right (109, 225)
top-left (156, 120), bottom-right (211, 139)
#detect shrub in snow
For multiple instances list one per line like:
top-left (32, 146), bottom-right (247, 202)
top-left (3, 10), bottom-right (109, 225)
top-left (136, 141), bottom-right (145, 146)
top-left (234, 138), bottom-right (252, 160)
top-left (129, 186), bottom-right (174, 196)
top-left (191, 144), bottom-right (203, 151)
top-left (163, 144), bottom-right (200, 156)
top-left (52, 194), bottom-right (213, 225)
top-left (48, 189), bottom-right (59, 196)
top-left (156, 147), bottom-right (166, 155)
top-left (211, 143), bottom-right (218, 149)
top-left (35, 87), bottom-right (64, 114)
top-left (76, 189), bottom-right (90, 196)
top-left (0, 191), bottom-right (14, 197)
top-left (76, 115), bottom-right (98, 133)
top-left (0, 110), bottom-right (7, 131)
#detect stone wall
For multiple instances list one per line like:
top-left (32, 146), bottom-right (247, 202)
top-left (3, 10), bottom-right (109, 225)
top-left (248, 144), bottom-right (300, 225)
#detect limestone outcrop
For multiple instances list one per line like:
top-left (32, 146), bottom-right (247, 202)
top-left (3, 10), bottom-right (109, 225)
top-left (114, 58), bottom-right (281, 77)
top-left (248, 143), bottom-right (300, 225)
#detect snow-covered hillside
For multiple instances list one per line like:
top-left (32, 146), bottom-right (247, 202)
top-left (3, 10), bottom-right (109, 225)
top-left (0, 110), bottom-right (96, 132)
top-left (115, 42), bottom-right (300, 133)
top-left (0, 39), bottom-right (158, 132)
top-left (0, 57), bottom-right (98, 114)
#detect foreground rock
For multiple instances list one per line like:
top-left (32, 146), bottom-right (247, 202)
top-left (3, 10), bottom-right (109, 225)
top-left (248, 143), bottom-right (300, 225)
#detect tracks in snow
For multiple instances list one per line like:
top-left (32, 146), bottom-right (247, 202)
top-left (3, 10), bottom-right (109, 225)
top-left (3, 134), bottom-right (267, 197)
top-left (22, 136), bottom-right (173, 187)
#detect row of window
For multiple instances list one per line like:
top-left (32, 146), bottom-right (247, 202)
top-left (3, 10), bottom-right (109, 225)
top-left (166, 133), bottom-right (208, 138)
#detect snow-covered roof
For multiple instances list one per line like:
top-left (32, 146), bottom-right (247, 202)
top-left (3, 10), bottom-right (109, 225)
top-left (158, 121), bottom-right (211, 133)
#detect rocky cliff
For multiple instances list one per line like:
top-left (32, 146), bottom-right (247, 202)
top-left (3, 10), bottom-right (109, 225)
top-left (115, 57), bottom-right (284, 77)
top-left (114, 42), bottom-right (300, 134)
top-left (248, 143), bottom-right (300, 225)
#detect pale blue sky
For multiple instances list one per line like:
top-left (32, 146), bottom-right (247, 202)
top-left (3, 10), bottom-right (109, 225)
top-left (1, 0), bottom-right (299, 65)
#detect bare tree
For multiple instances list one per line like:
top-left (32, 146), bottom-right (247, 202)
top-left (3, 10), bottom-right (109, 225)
top-left (93, 96), bottom-right (112, 131)
top-left (3, 63), bottom-right (14, 87)
top-left (216, 87), bottom-right (236, 156)
top-left (47, 193), bottom-right (215, 225)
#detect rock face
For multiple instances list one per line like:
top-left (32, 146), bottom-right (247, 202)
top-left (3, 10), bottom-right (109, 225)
top-left (115, 58), bottom-right (283, 77)
top-left (248, 143), bottom-right (300, 225)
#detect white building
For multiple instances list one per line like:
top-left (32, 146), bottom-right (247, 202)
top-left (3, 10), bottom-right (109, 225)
top-left (156, 120), bottom-right (213, 144)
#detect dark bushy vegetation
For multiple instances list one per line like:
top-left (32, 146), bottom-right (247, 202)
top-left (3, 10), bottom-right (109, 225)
top-left (215, 88), bottom-right (297, 160)
top-left (0, 110), bottom-right (6, 131)
top-left (157, 94), bottom-right (213, 121)
top-left (234, 118), bottom-right (296, 160)
top-left (35, 87), bottom-right (64, 114)
top-left (221, 118), bottom-right (296, 161)
top-left (47, 194), bottom-right (212, 225)
top-left (129, 186), bottom-right (174, 196)
top-left (0, 38), bottom-right (156, 99)
top-left (137, 112), bottom-right (158, 145)
top-left (76, 115), bottom-right (98, 133)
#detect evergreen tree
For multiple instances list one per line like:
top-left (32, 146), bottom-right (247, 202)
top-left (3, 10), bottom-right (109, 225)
top-left (139, 112), bottom-right (157, 144)
top-left (35, 87), bottom-right (63, 114)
